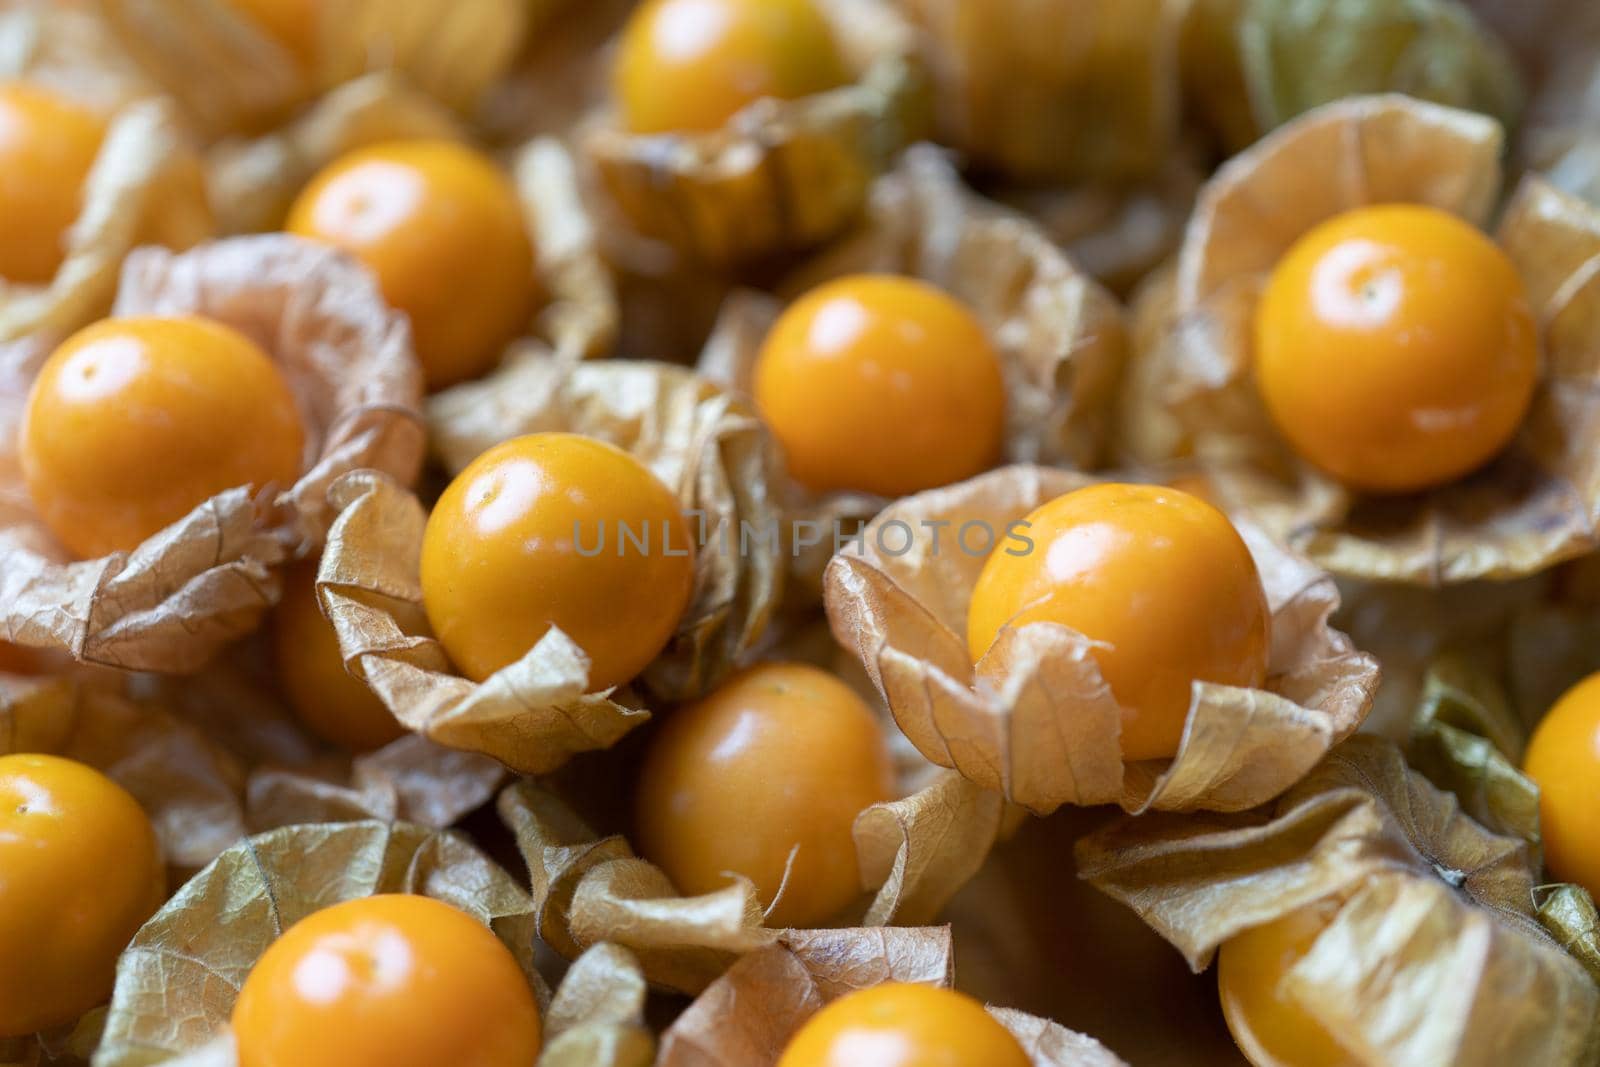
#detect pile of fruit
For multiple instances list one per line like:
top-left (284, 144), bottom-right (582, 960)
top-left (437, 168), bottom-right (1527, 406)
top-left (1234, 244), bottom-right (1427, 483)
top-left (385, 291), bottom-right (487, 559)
top-left (0, 1), bottom-right (1597, 1065)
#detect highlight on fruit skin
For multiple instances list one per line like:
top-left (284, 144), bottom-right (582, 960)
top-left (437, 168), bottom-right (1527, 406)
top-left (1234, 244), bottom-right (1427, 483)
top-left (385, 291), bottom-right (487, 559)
top-left (419, 432), bottom-right (696, 691)
top-left (966, 482), bottom-right (1271, 762)
top-left (1524, 670), bottom-right (1600, 903)
top-left (634, 661), bottom-right (896, 928)
top-left (0, 80), bottom-right (107, 286)
top-left (18, 314), bottom-right (306, 560)
top-left (1253, 202), bottom-right (1539, 495)
top-left (775, 982), bottom-right (1032, 1067)
top-left (753, 273), bottom-right (1007, 498)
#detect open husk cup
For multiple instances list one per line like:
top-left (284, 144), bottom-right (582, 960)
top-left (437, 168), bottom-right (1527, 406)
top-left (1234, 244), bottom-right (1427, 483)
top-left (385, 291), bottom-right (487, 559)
top-left (583, 0), bottom-right (928, 268)
top-left (1076, 736), bottom-right (1600, 1067)
top-left (823, 464), bottom-right (1380, 815)
top-left (92, 819), bottom-right (654, 1067)
top-left (655, 929), bottom-right (1129, 1067)
top-left (0, 236), bottom-right (425, 673)
top-left (1129, 93), bottom-right (1600, 585)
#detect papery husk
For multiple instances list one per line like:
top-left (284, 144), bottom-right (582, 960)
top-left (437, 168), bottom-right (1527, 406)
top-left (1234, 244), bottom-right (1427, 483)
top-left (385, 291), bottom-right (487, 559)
top-left (1540, 886), bottom-right (1600, 987)
top-left (1183, 0), bottom-right (1521, 154)
top-left (206, 72), bottom-right (464, 235)
top-left (1147, 94), bottom-right (1600, 585)
top-left (515, 137), bottom-right (619, 361)
top-left (478, 0), bottom-right (632, 145)
top-left (93, 819), bottom-right (543, 1067)
top-left (1077, 735), bottom-right (1599, 1067)
top-left (0, 672), bottom-right (244, 873)
top-left (584, 0), bottom-right (927, 267)
top-left (0, 0), bottom-right (158, 116)
top-left (495, 757), bottom-right (1007, 994)
top-left (900, 0), bottom-right (1183, 184)
top-left (0, 97), bottom-right (212, 343)
top-left (655, 931), bottom-right (1127, 1067)
top-left (824, 464), bottom-right (1379, 814)
top-left (538, 943), bottom-right (655, 1067)
top-left (1509, 2), bottom-right (1600, 204)
top-left (426, 352), bottom-right (783, 703)
top-left (0, 236), bottom-right (424, 673)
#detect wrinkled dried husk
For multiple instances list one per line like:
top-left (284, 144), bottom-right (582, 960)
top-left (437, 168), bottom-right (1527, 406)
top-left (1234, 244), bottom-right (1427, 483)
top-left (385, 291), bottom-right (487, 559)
top-left (823, 464), bottom-right (1378, 814)
top-left (496, 760), bottom-right (1006, 994)
top-left (900, 0), bottom-right (1183, 184)
top-left (585, 0), bottom-right (928, 267)
top-left (93, 820), bottom-right (543, 1067)
top-left (0, 673), bottom-right (244, 873)
top-left (1184, 0), bottom-right (1521, 153)
top-left (655, 931), bottom-right (1126, 1067)
top-left (207, 73), bottom-right (464, 235)
top-left (1076, 736), bottom-right (1599, 1067)
top-left (514, 137), bottom-right (619, 361)
top-left (1148, 94), bottom-right (1600, 585)
top-left (0, 1), bottom-right (158, 116)
top-left (426, 353), bottom-right (783, 703)
top-left (1540, 886), bottom-right (1600, 987)
top-left (0, 236), bottom-right (424, 673)
top-left (0, 97), bottom-right (212, 343)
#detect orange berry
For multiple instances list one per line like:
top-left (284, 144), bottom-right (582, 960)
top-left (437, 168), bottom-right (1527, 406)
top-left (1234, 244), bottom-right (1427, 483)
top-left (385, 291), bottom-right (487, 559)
top-left (19, 316), bottom-right (304, 559)
top-left (272, 560), bottom-right (405, 753)
top-left (420, 433), bottom-right (695, 690)
top-left (232, 894), bottom-right (542, 1067)
top-left (0, 754), bottom-right (164, 1036)
top-left (613, 0), bottom-right (848, 135)
top-left (1524, 671), bottom-right (1600, 901)
top-left (754, 275), bottom-right (1007, 496)
top-left (1217, 899), bottom-right (1362, 1067)
top-left (777, 982), bottom-right (1031, 1067)
top-left (0, 82), bottom-right (106, 285)
top-left (1255, 204), bottom-right (1539, 494)
top-left (286, 140), bottom-right (535, 390)
top-left (635, 662), bottom-right (895, 927)
top-left (966, 483), bottom-right (1270, 761)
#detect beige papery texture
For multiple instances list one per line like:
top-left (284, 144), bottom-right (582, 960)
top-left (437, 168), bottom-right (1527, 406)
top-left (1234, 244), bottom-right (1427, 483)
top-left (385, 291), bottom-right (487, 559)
top-left (584, 0), bottom-right (928, 267)
top-left (1077, 736), bottom-right (1600, 1067)
top-left (654, 931), bottom-right (1129, 1067)
top-left (0, 1), bottom-right (159, 115)
top-left (91, 819), bottom-right (655, 1067)
top-left (496, 760), bottom-right (1006, 995)
top-left (1518, 1), bottom-right (1600, 204)
top-left (1126, 93), bottom-right (1600, 584)
top-left (824, 465), bottom-right (1379, 814)
top-left (0, 236), bottom-right (424, 673)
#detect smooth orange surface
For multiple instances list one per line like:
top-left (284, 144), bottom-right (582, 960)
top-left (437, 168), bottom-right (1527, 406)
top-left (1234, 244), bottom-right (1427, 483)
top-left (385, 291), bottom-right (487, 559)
top-left (966, 483), bottom-right (1269, 761)
top-left (273, 561), bottom-right (405, 753)
top-left (286, 140), bottom-right (535, 390)
top-left (231, 0), bottom-right (319, 66)
top-left (635, 662), bottom-right (895, 927)
top-left (1217, 899), bottom-right (1362, 1067)
top-left (1254, 203), bottom-right (1539, 494)
top-left (19, 316), bottom-right (305, 559)
top-left (420, 433), bottom-right (694, 689)
top-left (1525, 671), bottom-right (1600, 901)
top-left (231, 894), bottom-right (541, 1067)
top-left (614, 0), bottom-right (848, 134)
top-left (0, 82), bottom-right (106, 285)
top-left (777, 982), bottom-right (1031, 1067)
top-left (754, 275), bottom-right (1007, 497)
top-left (0, 754), bottom-right (164, 1036)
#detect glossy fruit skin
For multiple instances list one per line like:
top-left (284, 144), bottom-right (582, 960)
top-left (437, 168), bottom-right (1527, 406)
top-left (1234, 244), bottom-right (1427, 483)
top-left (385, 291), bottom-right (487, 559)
top-left (420, 433), bottom-right (694, 689)
top-left (286, 140), bottom-right (535, 390)
top-left (19, 316), bottom-right (305, 559)
top-left (1254, 203), bottom-right (1539, 494)
top-left (777, 982), bottom-right (1031, 1067)
top-left (614, 0), bottom-right (849, 134)
top-left (0, 82), bottom-right (106, 285)
top-left (1217, 899), bottom-right (1362, 1067)
top-left (754, 275), bottom-right (1007, 497)
top-left (273, 560), bottom-right (405, 752)
top-left (231, 894), bottom-right (541, 1067)
top-left (0, 753), bottom-right (165, 1036)
top-left (1524, 671), bottom-right (1600, 901)
top-left (966, 483), bottom-right (1270, 762)
top-left (635, 662), bottom-right (895, 927)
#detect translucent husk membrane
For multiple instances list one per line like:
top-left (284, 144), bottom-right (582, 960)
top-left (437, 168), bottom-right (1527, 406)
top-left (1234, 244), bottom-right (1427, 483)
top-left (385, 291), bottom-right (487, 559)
top-left (1077, 735), bottom-right (1600, 1067)
top-left (1127, 93), bottom-right (1600, 585)
top-left (0, 236), bottom-right (424, 674)
top-left (823, 463), bottom-right (1379, 815)
top-left (584, 0), bottom-right (929, 268)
